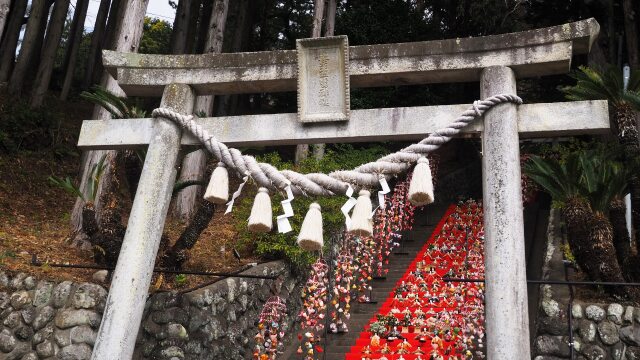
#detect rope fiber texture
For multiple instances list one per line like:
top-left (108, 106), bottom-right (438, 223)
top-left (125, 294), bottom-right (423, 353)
top-left (152, 94), bottom-right (522, 197)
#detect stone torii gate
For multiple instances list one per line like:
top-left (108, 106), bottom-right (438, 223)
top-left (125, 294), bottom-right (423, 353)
top-left (78, 19), bottom-right (607, 359)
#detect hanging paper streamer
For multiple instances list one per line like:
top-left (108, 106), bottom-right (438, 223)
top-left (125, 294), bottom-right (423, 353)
top-left (340, 185), bottom-right (357, 230)
top-left (225, 173), bottom-right (250, 214)
top-left (371, 177), bottom-right (391, 217)
top-left (276, 183), bottom-right (294, 233)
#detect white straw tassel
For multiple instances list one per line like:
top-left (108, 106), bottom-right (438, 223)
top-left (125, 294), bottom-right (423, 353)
top-left (297, 203), bottom-right (324, 251)
top-left (248, 187), bottom-right (272, 233)
top-left (349, 190), bottom-right (373, 237)
top-left (408, 157), bottom-right (434, 206)
top-left (203, 162), bottom-right (229, 204)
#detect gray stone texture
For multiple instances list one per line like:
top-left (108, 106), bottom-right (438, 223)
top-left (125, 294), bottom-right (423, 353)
top-left (0, 261), bottom-right (302, 360)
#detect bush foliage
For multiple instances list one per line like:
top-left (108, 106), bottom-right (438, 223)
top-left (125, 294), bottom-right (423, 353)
top-left (234, 144), bottom-right (389, 270)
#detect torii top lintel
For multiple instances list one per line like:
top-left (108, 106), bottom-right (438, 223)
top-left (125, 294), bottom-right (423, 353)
top-left (102, 18), bottom-right (599, 97)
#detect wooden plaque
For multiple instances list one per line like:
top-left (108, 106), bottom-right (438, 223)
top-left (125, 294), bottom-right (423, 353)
top-left (296, 36), bottom-right (350, 123)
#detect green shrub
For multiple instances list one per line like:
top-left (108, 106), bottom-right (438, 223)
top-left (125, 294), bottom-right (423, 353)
top-left (234, 144), bottom-right (389, 270)
top-left (0, 101), bottom-right (63, 153)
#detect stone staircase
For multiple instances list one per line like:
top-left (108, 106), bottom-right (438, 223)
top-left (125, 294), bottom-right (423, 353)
top-left (282, 204), bottom-right (448, 360)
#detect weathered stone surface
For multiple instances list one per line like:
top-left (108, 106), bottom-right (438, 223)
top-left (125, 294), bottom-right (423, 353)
top-left (4, 341), bottom-right (29, 360)
top-left (608, 304), bottom-right (624, 325)
top-left (627, 346), bottom-right (640, 359)
top-left (70, 325), bottom-right (97, 345)
top-left (542, 299), bottom-right (561, 318)
top-left (20, 307), bottom-right (35, 324)
top-left (152, 308), bottom-right (188, 325)
top-left (33, 281), bottom-right (54, 307)
top-left (32, 306), bottom-right (55, 330)
top-left (535, 335), bottom-right (570, 357)
top-left (36, 340), bottom-right (56, 357)
top-left (72, 283), bottom-right (107, 310)
top-left (597, 320), bottom-right (619, 345)
top-left (625, 307), bottom-right (635, 324)
top-left (620, 324), bottom-right (640, 346)
top-left (23, 277), bottom-right (35, 290)
top-left (0, 292), bottom-right (10, 310)
top-left (14, 326), bottom-right (34, 341)
top-left (580, 344), bottom-right (606, 360)
top-left (54, 328), bottom-right (71, 347)
top-left (573, 304), bottom-right (584, 319)
top-left (58, 343), bottom-right (92, 360)
top-left (4, 311), bottom-right (23, 328)
top-left (54, 309), bottom-right (100, 329)
top-left (0, 272), bottom-right (9, 288)
top-left (579, 320), bottom-right (597, 343)
top-left (20, 352), bottom-right (38, 360)
top-left (10, 273), bottom-right (26, 290)
top-left (611, 341), bottom-right (625, 360)
top-left (0, 329), bottom-right (17, 352)
top-left (166, 324), bottom-right (188, 340)
top-left (160, 345), bottom-right (184, 359)
top-left (586, 305), bottom-right (606, 322)
top-left (10, 291), bottom-right (31, 309)
top-left (52, 282), bottom-right (74, 308)
top-left (91, 270), bottom-right (108, 283)
top-left (538, 317), bottom-right (569, 335)
top-left (33, 324), bottom-right (54, 344)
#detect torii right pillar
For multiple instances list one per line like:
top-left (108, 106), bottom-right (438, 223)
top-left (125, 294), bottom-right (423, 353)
top-left (481, 65), bottom-right (531, 358)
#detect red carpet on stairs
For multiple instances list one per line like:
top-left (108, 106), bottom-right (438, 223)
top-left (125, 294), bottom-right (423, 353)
top-left (344, 201), bottom-right (486, 360)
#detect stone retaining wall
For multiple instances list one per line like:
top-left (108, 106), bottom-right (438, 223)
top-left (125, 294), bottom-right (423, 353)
top-left (533, 209), bottom-right (640, 360)
top-left (0, 261), bottom-right (303, 360)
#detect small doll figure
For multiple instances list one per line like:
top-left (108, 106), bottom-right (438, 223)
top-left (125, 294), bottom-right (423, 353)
top-left (396, 338), bottom-right (412, 354)
top-left (370, 333), bottom-right (381, 348)
top-left (415, 327), bottom-right (429, 344)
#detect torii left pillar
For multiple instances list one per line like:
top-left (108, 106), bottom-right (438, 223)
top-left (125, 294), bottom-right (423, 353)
top-left (91, 84), bottom-right (195, 359)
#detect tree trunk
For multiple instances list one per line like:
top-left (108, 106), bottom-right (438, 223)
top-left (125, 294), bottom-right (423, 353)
top-left (170, 0), bottom-right (190, 54)
top-left (562, 197), bottom-right (598, 280)
top-left (162, 200), bottom-right (216, 269)
top-left (71, 0), bottom-right (149, 238)
top-left (610, 197), bottom-right (631, 268)
top-left (194, 0), bottom-right (213, 54)
top-left (60, 0), bottom-right (90, 100)
top-left (173, 0), bottom-right (229, 221)
top-left (7, 0), bottom-right (48, 95)
top-left (185, 0), bottom-right (201, 54)
top-left (622, 0), bottom-right (639, 69)
top-left (25, 0), bottom-right (53, 84)
top-left (0, 0), bottom-right (27, 82)
top-left (297, 0), bottom-right (325, 163)
top-left (0, 0), bottom-right (10, 42)
top-left (82, 0), bottom-right (110, 90)
top-left (30, 0), bottom-right (70, 106)
top-left (92, 0), bottom-right (121, 85)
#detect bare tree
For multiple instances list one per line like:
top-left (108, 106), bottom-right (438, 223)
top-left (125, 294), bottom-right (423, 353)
top-left (60, 0), bottom-right (90, 100)
top-left (8, 0), bottom-right (49, 95)
top-left (82, 0), bottom-right (111, 89)
top-left (0, 0), bottom-right (28, 82)
top-left (172, 0), bottom-right (229, 221)
top-left (0, 0), bottom-right (10, 42)
top-left (71, 0), bottom-right (149, 239)
top-left (623, 0), bottom-right (639, 68)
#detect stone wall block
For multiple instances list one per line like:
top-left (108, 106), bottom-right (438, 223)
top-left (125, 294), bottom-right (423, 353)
top-left (69, 325), bottom-right (97, 345)
top-left (35, 339), bottom-right (57, 357)
top-left (23, 277), bottom-right (35, 290)
top-left (33, 324), bottom-right (54, 344)
top-left (580, 343), bottom-right (606, 360)
top-left (0, 328), bottom-right (17, 352)
top-left (627, 346), bottom-right (640, 359)
top-left (0, 271), bottom-right (9, 288)
top-left (20, 307), bottom-right (35, 325)
top-left (58, 343), bottom-right (92, 360)
top-left (585, 305), bottom-right (606, 322)
top-left (572, 304), bottom-right (583, 319)
top-left (72, 283), bottom-right (107, 310)
top-left (14, 325), bottom-right (34, 341)
top-left (625, 307), bottom-right (635, 324)
top-left (620, 324), bottom-right (640, 346)
top-left (535, 335), bottom-right (571, 357)
top-left (0, 292), bottom-right (10, 310)
top-left (32, 305), bottom-right (55, 331)
top-left (33, 281), bottom-right (54, 307)
top-left (4, 341), bottom-right (30, 360)
top-left (54, 309), bottom-right (100, 329)
top-left (54, 328), bottom-right (71, 347)
top-left (596, 320), bottom-right (619, 345)
top-left (10, 291), bottom-right (32, 310)
top-left (539, 316), bottom-right (569, 335)
top-left (4, 311), bottom-right (23, 328)
top-left (10, 273), bottom-right (26, 290)
top-left (21, 351), bottom-right (38, 360)
top-left (152, 307), bottom-right (188, 325)
top-left (611, 341), bottom-right (625, 360)
top-left (608, 304), bottom-right (624, 325)
top-left (52, 282), bottom-right (74, 308)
